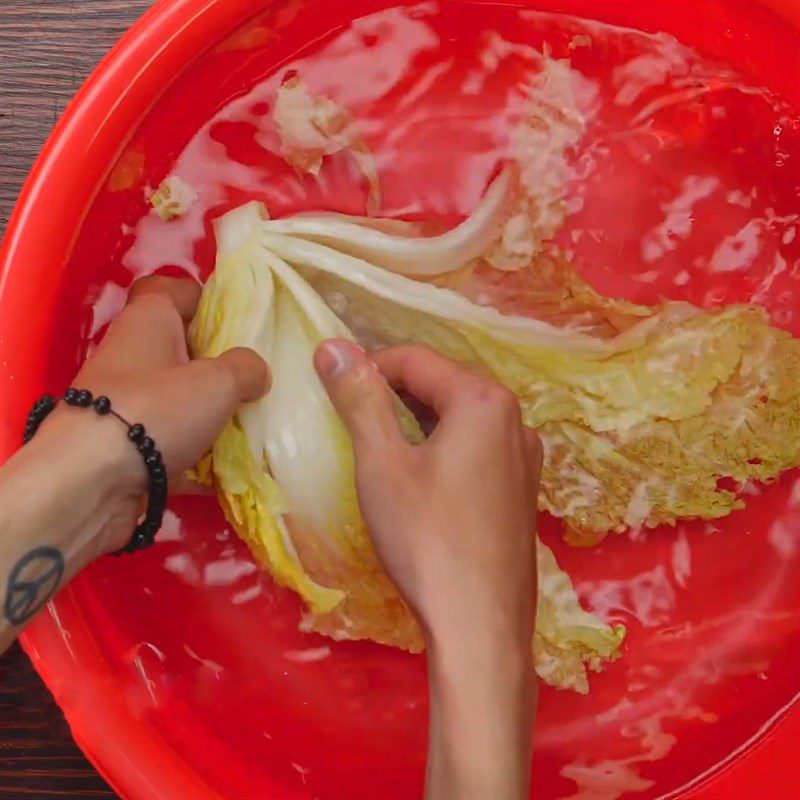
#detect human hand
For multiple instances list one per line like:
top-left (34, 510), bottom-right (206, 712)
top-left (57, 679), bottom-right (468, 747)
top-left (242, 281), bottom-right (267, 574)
top-left (314, 339), bottom-right (540, 800)
top-left (314, 339), bottom-right (541, 651)
top-left (23, 276), bottom-right (269, 556)
top-left (1, 276), bottom-right (268, 650)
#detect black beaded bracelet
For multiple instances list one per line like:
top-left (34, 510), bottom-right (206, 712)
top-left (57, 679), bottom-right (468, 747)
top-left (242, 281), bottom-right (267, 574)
top-left (23, 389), bottom-right (167, 554)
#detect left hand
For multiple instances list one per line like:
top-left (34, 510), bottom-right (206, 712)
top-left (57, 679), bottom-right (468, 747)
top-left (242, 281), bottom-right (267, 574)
top-left (30, 276), bottom-right (270, 555)
top-left (0, 276), bottom-right (268, 650)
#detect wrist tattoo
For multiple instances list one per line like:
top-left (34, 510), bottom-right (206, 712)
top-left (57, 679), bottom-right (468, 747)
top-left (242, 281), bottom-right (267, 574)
top-left (3, 547), bottom-right (65, 626)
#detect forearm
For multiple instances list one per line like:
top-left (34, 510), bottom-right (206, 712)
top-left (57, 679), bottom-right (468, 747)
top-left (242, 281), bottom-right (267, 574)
top-left (425, 629), bottom-right (536, 800)
top-left (0, 413), bottom-right (138, 653)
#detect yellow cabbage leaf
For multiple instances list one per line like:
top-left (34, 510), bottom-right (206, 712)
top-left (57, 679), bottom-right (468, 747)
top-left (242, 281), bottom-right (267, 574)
top-left (191, 202), bottom-right (626, 692)
top-left (259, 227), bottom-right (799, 543)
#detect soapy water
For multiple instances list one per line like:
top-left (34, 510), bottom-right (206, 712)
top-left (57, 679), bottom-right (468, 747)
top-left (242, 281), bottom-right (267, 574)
top-left (43, 2), bottom-right (799, 799)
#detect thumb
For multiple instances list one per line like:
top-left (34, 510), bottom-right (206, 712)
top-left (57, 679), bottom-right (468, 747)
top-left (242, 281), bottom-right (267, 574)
top-left (210, 347), bottom-right (271, 404)
top-left (162, 347), bottom-right (270, 473)
top-left (314, 339), bottom-right (406, 453)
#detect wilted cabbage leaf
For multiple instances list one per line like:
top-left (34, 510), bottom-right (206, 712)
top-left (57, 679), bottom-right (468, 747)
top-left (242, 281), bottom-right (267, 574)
top-left (262, 167), bottom-right (517, 276)
top-left (149, 175), bottom-right (198, 220)
top-left (273, 75), bottom-right (381, 215)
top-left (254, 209), bottom-right (800, 544)
top-left (486, 53), bottom-right (596, 270)
top-left (535, 539), bottom-right (624, 693)
top-left (191, 202), bottom-right (625, 692)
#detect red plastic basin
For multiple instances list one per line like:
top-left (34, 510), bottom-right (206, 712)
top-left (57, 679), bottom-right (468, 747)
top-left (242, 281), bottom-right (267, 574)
top-left (1, 1), bottom-right (798, 798)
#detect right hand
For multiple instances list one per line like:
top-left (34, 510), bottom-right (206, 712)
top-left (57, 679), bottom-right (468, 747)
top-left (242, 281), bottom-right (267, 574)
top-left (313, 340), bottom-right (542, 655)
top-left (315, 340), bottom-right (542, 799)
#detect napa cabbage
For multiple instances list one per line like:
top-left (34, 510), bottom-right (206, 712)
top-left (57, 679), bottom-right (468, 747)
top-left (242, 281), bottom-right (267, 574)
top-left (255, 224), bottom-right (799, 543)
top-left (191, 202), bottom-right (626, 692)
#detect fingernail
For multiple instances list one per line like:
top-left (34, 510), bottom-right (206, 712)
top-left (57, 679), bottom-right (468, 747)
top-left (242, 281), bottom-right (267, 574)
top-left (315, 339), bottom-right (363, 379)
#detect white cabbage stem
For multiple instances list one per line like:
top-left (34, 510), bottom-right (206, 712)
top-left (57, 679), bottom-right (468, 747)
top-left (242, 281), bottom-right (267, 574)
top-left (261, 167), bottom-right (517, 276)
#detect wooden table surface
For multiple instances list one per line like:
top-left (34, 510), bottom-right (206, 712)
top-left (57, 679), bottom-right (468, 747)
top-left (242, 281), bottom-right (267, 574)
top-left (0, 4), bottom-right (154, 796)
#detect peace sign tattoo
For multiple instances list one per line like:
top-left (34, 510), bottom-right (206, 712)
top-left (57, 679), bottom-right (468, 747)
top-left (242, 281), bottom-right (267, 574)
top-left (3, 547), bottom-right (65, 626)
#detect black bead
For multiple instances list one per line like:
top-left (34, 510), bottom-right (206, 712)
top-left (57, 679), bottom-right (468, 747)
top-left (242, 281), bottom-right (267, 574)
top-left (144, 451), bottom-right (162, 468)
top-left (137, 436), bottom-right (155, 454)
top-left (64, 387), bottom-right (78, 405)
top-left (139, 522), bottom-right (158, 540)
top-left (137, 521), bottom-right (152, 536)
top-left (93, 396), bottom-right (111, 415)
top-left (127, 531), bottom-right (149, 552)
top-left (23, 393), bottom-right (61, 445)
top-left (117, 509), bottom-right (163, 553)
top-left (76, 389), bottom-right (93, 407)
top-left (128, 424), bottom-right (145, 442)
top-left (149, 466), bottom-right (165, 482)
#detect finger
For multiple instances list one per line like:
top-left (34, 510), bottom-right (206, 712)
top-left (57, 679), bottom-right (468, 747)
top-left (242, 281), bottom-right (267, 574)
top-left (370, 344), bottom-right (483, 416)
top-left (146, 348), bottom-right (270, 474)
top-left (212, 347), bottom-right (271, 403)
top-left (151, 348), bottom-right (270, 472)
top-left (314, 339), bottom-right (408, 454)
top-left (523, 426), bottom-right (543, 471)
top-left (127, 276), bottom-right (202, 321)
top-left (90, 278), bottom-right (201, 371)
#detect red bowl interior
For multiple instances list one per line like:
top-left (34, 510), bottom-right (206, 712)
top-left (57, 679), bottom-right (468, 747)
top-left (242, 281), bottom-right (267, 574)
top-left (1, 1), bottom-right (799, 798)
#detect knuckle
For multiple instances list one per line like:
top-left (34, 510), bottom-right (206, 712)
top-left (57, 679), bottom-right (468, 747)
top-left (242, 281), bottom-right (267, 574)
top-left (400, 342), bottom-right (439, 364)
top-left (128, 275), bottom-right (169, 300)
top-left (126, 287), bottom-right (175, 319)
top-left (471, 378), bottom-right (518, 413)
top-left (340, 371), bottom-right (384, 412)
top-left (383, 342), bottom-right (435, 369)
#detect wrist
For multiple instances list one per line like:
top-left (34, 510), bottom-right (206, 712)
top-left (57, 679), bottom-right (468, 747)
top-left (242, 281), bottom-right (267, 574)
top-left (421, 584), bottom-right (535, 667)
top-left (28, 408), bottom-right (144, 555)
top-left (425, 622), bottom-right (535, 800)
top-left (427, 624), bottom-right (534, 694)
top-left (0, 406), bottom-right (143, 646)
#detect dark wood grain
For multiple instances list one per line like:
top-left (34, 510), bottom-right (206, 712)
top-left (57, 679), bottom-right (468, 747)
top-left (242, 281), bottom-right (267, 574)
top-left (0, 4), bottom-right (153, 796)
top-left (0, 644), bottom-right (117, 798)
top-left (0, 0), bottom-right (154, 235)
